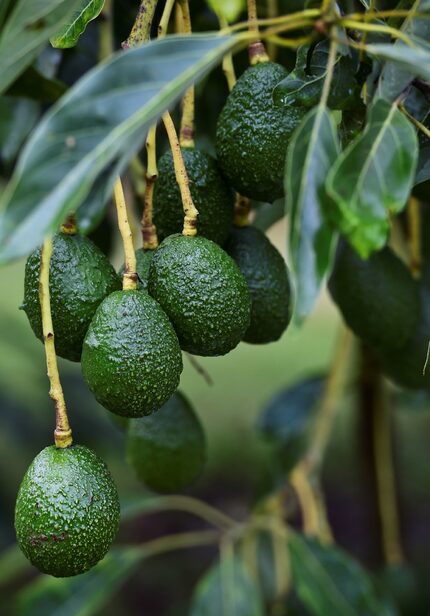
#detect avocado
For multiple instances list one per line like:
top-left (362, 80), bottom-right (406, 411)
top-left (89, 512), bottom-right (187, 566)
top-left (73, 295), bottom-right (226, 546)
top-left (225, 226), bottom-right (292, 343)
top-left (126, 391), bottom-right (206, 492)
top-left (119, 247), bottom-right (154, 291)
top-left (81, 290), bottom-right (182, 417)
top-left (153, 148), bottom-right (234, 245)
top-left (15, 444), bottom-right (119, 577)
top-left (215, 62), bottom-right (306, 202)
top-left (147, 234), bottom-right (251, 356)
top-left (329, 241), bottom-right (419, 350)
top-left (22, 232), bottom-right (121, 362)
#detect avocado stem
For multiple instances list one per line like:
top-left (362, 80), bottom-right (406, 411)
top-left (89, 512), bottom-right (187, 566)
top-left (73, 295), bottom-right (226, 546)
top-left (247, 0), bottom-right (270, 64)
top-left (233, 194), bottom-right (251, 227)
top-left (113, 178), bottom-right (138, 289)
top-left (60, 213), bottom-right (77, 235)
top-left (140, 125), bottom-right (159, 250)
top-left (158, 0), bottom-right (176, 37)
top-left (39, 238), bottom-right (73, 448)
top-left (216, 12), bottom-right (237, 91)
top-left (121, 0), bottom-right (158, 49)
top-left (176, 0), bottom-right (195, 148)
top-left (162, 112), bottom-right (199, 236)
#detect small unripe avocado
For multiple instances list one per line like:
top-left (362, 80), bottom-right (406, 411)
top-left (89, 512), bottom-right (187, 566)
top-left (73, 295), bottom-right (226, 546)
top-left (22, 232), bottom-right (121, 362)
top-left (153, 148), bottom-right (234, 245)
top-left (329, 241), bottom-right (419, 350)
top-left (225, 226), bottom-right (292, 344)
top-left (148, 234), bottom-right (251, 356)
top-left (119, 248), bottom-right (154, 291)
top-left (81, 290), bottom-right (183, 417)
top-left (126, 391), bottom-right (206, 492)
top-left (215, 62), bottom-right (306, 202)
top-left (15, 445), bottom-right (119, 578)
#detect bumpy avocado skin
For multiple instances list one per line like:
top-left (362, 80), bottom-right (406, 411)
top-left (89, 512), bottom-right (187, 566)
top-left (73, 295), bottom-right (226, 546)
top-left (225, 226), bottom-right (292, 344)
top-left (147, 234), bottom-right (251, 356)
top-left (127, 391), bottom-right (206, 492)
top-left (215, 62), bottom-right (306, 203)
top-left (81, 290), bottom-right (183, 417)
top-left (153, 148), bottom-right (234, 245)
top-left (15, 445), bottom-right (120, 578)
top-left (119, 248), bottom-right (154, 291)
top-left (22, 233), bottom-right (121, 362)
top-left (329, 241), bottom-right (419, 350)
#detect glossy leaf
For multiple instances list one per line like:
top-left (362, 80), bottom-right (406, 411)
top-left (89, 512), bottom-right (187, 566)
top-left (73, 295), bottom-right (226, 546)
top-left (0, 97), bottom-right (39, 164)
top-left (0, 33), bottom-right (235, 264)
top-left (51, 0), bottom-right (105, 49)
top-left (289, 532), bottom-right (393, 616)
top-left (17, 548), bottom-right (142, 616)
top-left (190, 554), bottom-right (264, 616)
top-left (273, 42), bottom-right (359, 110)
top-left (326, 98), bottom-right (418, 257)
top-left (0, 0), bottom-right (83, 95)
top-left (374, 0), bottom-right (430, 100)
top-left (286, 105), bottom-right (340, 318)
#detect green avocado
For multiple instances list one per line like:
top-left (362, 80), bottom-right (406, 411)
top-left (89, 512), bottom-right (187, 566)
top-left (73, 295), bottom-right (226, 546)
top-left (119, 247), bottom-right (154, 291)
top-left (215, 61), bottom-right (306, 203)
top-left (126, 391), bottom-right (206, 492)
top-left (225, 226), bottom-right (292, 343)
top-left (81, 290), bottom-right (182, 417)
top-left (147, 234), bottom-right (251, 356)
top-left (153, 148), bottom-right (234, 245)
top-left (22, 232), bottom-right (121, 362)
top-left (329, 241), bottom-right (419, 350)
top-left (15, 444), bottom-right (119, 578)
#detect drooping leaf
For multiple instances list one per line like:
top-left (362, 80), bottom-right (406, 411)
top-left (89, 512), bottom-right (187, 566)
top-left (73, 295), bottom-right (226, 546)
top-left (206, 0), bottom-right (246, 23)
top-left (273, 42), bottom-right (359, 110)
top-left (289, 532), bottom-right (394, 616)
top-left (6, 65), bottom-right (67, 102)
top-left (17, 548), bottom-right (142, 616)
top-left (0, 0), bottom-right (84, 95)
top-left (326, 98), bottom-right (418, 257)
top-left (252, 198), bottom-right (285, 231)
top-left (0, 97), bottom-right (39, 164)
top-left (0, 33), bottom-right (236, 264)
top-left (50, 0), bottom-right (105, 49)
top-left (190, 553), bottom-right (264, 616)
top-left (286, 105), bottom-right (340, 319)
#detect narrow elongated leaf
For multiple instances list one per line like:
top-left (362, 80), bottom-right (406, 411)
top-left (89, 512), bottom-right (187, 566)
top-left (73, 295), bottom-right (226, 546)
top-left (286, 105), bottom-right (340, 319)
top-left (0, 33), bottom-right (236, 263)
top-left (0, 97), bottom-right (39, 164)
top-left (326, 98), bottom-right (418, 257)
top-left (0, 0), bottom-right (84, 95)
top-left (289, 532), bottom-right (393, 616)
top-left (370, 44), bottom-right (430, 87)
top-left (51, 0), bottom-right (105, 49)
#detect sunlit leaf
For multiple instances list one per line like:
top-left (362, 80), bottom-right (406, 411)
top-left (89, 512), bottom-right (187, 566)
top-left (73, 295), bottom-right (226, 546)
top-left (50, 0), bottom-right (105, 49)
top-left (206, 0), bottom-right (246, 23)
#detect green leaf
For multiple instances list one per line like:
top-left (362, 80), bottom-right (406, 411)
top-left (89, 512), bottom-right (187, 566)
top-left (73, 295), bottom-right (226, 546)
top-left (273, 42), bottom-right (359, 111)
top-left (252, 199), bottom-right (285, 231)
top-left (415, 145), bottom-right (430, 185)
top-left (0, 96), bottom-right (39, 164)
top-left (325, 98), bottom-right (418, 257)
top-left (50, 0), bottom-right (105, 49)
top-left (206, 0), bottom-right (246, 23)
top-left (190, 554), bottom-right (264, 616)
top-left (289, 532), bottom-right (393, 616)
top-left (286, 105), bottom-right (340, 318)
top-left (6, 65), bottom-right (67, 102)
top-left (0, 33), bottom-right (236, 264)
top-left (17, 548), bottom-right (142, 616)
top-left (0, 0), bottom-right (84, 95)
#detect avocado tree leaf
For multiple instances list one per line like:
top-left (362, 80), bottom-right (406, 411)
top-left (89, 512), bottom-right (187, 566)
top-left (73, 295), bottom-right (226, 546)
top-left (206, 0), bottom-right (246, 23)
top-left (374, 0), bottom-right (430, 101)
top-left (190, 553), bottom-right (264, 616)
top-left (0, 0), bottom-right (84, 95)
top-left (50, 0), bottom-right (105, 49)
top-left (0, 33), bottom-right (236, 264)
top-left (325, 98), bottom-right (418, 258)
top-left (17, 547), bottom-right (142, 616)
top-left (415, 146), bottom-right (430, 185)
top-left (252, 199), bottom-right (285, 231)
top-left (6, 65), bottom-right (67, 102)
top-left (289, 531), bottom-right (394, 616)
top-left (273, 42), bottom-right (359, 110)
top-left (0, 97), bottom-right (39, 165)
top-left (286, 105), bottom-right (340, 320)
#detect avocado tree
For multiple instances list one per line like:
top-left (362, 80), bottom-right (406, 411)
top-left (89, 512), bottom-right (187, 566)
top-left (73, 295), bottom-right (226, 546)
top-left (1, 0), bottom-right (430, 613)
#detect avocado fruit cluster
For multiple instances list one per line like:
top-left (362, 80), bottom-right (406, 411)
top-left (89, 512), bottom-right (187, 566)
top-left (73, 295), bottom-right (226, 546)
top-left (127, 391), bottom-right (206, 492)
top-left (15, 445), bottom-right (119, 577)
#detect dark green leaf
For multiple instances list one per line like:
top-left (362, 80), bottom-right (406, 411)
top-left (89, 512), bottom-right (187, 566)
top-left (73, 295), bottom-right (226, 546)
top-left (50, 0), bottom-right (105, 49)
top-left (6, 65), bottom-right (67, 102)
top-left (252, 199), bottom-right (285, 231)
top-left (0, 0), bottom-right (84, 95)
top-left (190, 554), bottom-right (264, 616)
top-left (17, 548), bottom-right (142, 616)
top-left (289, 532), bottom-right (394, 616)
top-left (0, 96), bottom-right (39, 164)
top-left (326, 98), bottom-right (418, 257)
top-left (0, 33), bottom-right (236, 264)
top-left (273, 42), bottom-right (359, 110)
top-left (415, 146), bottom-right (430, 185)
top-left (286, 105), bottom-right (340, 318)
